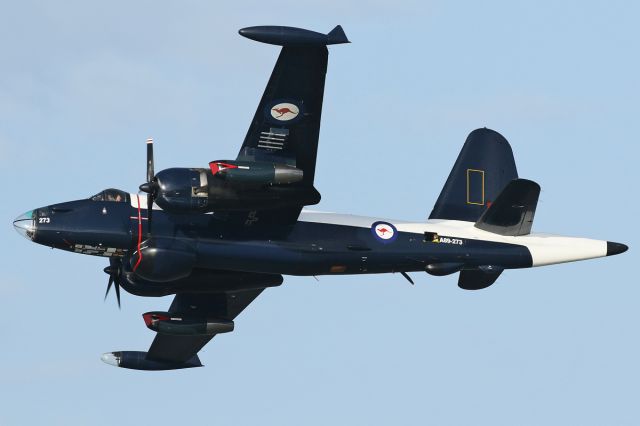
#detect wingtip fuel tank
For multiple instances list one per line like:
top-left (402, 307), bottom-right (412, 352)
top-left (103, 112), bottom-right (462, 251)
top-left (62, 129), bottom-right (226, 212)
top-left (238, 25), bottom-right (349, 46)
top-left (101, 351), bottom-right (202, 370)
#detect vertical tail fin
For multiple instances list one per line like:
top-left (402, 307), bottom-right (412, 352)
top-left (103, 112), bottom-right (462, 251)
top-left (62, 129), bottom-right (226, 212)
top-left (429, 128), bottom-right (518, 222)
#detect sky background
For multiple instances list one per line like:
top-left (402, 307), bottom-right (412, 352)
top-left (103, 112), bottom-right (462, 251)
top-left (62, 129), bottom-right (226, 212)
top-left (1, 1), bottom-right (638, 424)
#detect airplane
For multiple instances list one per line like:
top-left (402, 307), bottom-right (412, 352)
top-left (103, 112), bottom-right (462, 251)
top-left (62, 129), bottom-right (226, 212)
top-left (13, 25), bottom-right (628, 371)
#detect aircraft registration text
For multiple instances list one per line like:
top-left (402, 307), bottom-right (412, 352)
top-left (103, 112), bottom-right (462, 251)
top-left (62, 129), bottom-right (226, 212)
top-left (438, 237), bottom-right (464, 245)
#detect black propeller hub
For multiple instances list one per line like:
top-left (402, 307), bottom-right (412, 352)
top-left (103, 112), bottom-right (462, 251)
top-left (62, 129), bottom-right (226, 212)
top-left (104, 258), bottom-right (123, 309)
top-left (138, 181), bottom-right (158, 194)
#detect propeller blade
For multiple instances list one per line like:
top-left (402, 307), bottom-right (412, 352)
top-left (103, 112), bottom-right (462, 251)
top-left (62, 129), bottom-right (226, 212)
top-left (114, 280), bottom-right (121, 309)
top-left (147, 189), bottom-right (153, 238)
top-left (104, 258), bottom-right (123, 308)
top-left (144, 137), bottom-right (155, 238)
top-left (104, 276), bottom-right (114, 301)
top-left (146, 137), bottom-right (154, 183)
top-left (400, 271), bottom-right (415, 285)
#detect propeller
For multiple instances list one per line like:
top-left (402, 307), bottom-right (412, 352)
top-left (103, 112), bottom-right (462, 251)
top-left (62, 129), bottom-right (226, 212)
top-left (138, 137), bottom-right (157, 238)
top-left (103, 258), bottom-right (122, 308)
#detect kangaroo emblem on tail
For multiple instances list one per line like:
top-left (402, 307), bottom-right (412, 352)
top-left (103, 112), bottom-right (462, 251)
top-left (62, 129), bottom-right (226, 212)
top-left (272, 107), bottom-right (298, 118)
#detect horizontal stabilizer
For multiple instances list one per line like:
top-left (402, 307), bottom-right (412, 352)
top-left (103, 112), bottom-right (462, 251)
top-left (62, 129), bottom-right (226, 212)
top-left (475, 179), bottom-right (540, 236)
top-left (458, 266), bottom-right (503, 290)
top-left (239, 25), bottom-right (349, 46)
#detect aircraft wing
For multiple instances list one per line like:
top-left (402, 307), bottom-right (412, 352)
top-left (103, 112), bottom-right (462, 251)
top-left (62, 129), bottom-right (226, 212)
top-left (220, 26), bottom-right (348, 229)
top-left (237, 38), bottom-right (328, 185)
top-left (102, 272), bottom-right (282, 370)
top-left (145, 288), bottom-right (266, 365)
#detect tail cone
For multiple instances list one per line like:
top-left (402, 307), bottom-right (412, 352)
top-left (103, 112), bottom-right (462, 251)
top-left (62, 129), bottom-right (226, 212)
top-left (606, 242), bottom-right (628, 256)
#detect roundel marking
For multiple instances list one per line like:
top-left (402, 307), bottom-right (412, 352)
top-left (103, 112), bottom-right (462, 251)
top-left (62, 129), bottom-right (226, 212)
top-left (270, 102), bottom-right (300, 121)
top-left (371, 221), bottom-right (398, 243)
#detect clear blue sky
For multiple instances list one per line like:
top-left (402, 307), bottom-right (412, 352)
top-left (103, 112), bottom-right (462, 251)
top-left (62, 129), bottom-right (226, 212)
top-left (1, 1), bottom-right (637, 425)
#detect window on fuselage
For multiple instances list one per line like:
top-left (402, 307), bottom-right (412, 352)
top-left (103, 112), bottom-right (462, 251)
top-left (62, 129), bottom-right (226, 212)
top-left (89, 188), bottom-right (129, 203)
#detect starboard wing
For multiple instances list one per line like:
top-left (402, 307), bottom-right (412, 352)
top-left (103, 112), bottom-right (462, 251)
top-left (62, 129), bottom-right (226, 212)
top-left (222, 26), bottom-right (347, 228)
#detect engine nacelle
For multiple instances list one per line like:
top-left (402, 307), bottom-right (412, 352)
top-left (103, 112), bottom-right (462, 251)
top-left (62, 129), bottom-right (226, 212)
top-left (154, 168), bottom-right (209, 213)
top-left (130, 239), bottom-right (196, 283)
top-left (152, 162), bottom-right (312, 213)
top-left (209, 160), bottom-right (303, 185)
top-left (143, 311), bottom-right (234, 335)
top-left (119, 266), bottom-right (283, 298)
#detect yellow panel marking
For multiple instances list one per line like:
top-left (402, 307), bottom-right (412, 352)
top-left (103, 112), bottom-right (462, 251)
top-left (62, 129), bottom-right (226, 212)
top-left (466, 169), bottom-right (485, 205)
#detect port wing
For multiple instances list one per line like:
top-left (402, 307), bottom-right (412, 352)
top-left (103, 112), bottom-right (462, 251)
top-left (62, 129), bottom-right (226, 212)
top-left (145, 288), bottom-right (267, 365)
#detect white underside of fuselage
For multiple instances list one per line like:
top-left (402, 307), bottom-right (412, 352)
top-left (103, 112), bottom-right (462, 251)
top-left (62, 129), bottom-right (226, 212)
top-left (128, 195), bottom-right (608, 268)
top-left (298, 210), bottom-right (608, 267)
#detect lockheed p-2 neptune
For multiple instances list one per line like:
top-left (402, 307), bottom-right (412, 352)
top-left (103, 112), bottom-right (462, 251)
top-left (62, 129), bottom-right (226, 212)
top-left (13, 25), bottom-right (628, 370)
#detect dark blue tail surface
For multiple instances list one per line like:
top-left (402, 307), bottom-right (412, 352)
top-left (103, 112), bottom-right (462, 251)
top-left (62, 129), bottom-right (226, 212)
top-left (429, 128), bottom-right (518, 222)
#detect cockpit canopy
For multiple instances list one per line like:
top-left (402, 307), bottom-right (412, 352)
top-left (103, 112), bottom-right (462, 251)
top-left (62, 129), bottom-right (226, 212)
top-left (90, 188), bottom-right (129, 203)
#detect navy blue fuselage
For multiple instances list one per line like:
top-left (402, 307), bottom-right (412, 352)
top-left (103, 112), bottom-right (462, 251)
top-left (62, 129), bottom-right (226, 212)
top-left (25, 197), bottom-right (533, 281)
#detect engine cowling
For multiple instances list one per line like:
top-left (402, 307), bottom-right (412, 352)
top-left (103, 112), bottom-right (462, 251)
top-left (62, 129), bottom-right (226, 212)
top-left (152, 162), bottom-right (313, 213)
top-left (143, 311), bottom-right (234, 335)
top-left (209, 160), bottom-right (303, 185)
top-left (154, 168), bottom-right (209, 213)
top-left (117, 264), bottom-right (284, 297)
top-left (130, 239), bottom-right (196, 283)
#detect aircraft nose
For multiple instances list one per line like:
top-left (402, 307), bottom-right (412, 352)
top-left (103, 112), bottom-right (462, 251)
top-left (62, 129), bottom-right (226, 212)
top-left (13, 210), bottom-right (37, 241)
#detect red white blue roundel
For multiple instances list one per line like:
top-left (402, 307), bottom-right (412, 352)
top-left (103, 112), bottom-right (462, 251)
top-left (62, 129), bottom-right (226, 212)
top-left (371, 221), bottom-right (398, 243)
top-left (270, 102), bottom-right (300, 121)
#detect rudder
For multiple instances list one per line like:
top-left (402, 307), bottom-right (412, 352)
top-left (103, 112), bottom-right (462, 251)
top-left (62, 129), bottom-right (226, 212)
top-left (429, 128), bottom-right (518, 222)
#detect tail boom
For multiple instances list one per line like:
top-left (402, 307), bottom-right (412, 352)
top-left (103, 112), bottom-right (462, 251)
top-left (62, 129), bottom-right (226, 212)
top-left (398, 220), bottom-right (622, 268)
top-left (522, 234), bottom-right (625, 267)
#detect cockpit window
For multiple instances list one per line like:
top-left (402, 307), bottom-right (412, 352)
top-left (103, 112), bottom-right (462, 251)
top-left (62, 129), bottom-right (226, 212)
top-left (90, 188), bottom-right (129, 203)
